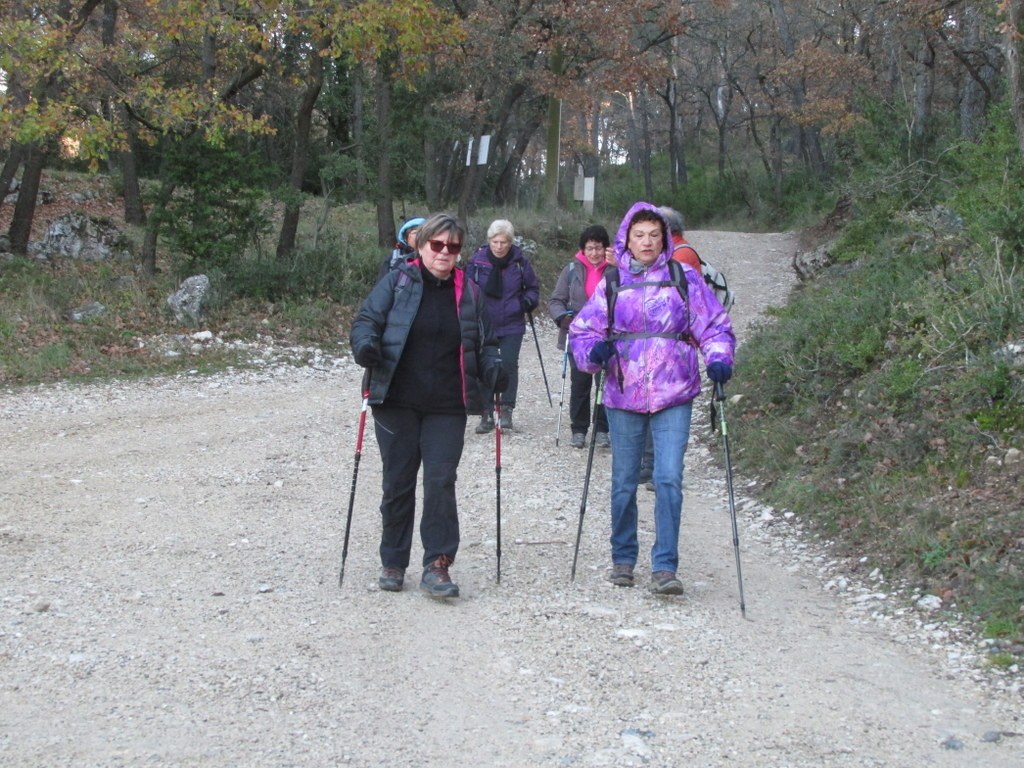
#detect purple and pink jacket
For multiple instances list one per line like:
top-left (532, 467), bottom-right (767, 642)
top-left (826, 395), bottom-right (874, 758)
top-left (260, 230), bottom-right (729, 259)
top-left (568, 202), bottom-right (735, 413)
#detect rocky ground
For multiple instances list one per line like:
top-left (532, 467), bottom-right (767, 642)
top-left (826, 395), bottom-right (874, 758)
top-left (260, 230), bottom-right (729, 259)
top-left (1, 230), bottom-right (1022, 767)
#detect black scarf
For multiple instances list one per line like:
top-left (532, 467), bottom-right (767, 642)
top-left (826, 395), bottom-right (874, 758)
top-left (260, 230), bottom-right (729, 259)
top-left (484, 252), bottom-right (512, 298)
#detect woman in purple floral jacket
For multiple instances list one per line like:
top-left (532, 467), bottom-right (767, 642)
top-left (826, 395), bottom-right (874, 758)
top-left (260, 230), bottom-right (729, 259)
top-left (568, 202), bottom-right (735, 595)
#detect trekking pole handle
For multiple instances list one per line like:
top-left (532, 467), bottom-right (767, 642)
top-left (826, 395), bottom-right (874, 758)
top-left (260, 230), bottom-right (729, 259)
top-left (714, 380), bottom-right (726, 402)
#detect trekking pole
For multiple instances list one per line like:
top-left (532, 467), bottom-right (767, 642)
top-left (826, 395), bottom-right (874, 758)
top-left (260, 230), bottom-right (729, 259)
top-left (554, 348), bottom-right (569, 445)
top-left (339, 369), bottom-right (371, 587)
top-left (494, 395), bottom-right (503, 583)
top-left (571, 371), bottom-right (604, 581)
top-left (528, 312), bottom-right (553, 406)
top-left (714, 381), bottom-right (747, 617)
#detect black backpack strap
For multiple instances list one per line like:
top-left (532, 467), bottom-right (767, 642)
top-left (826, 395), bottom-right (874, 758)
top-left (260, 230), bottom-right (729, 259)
top-left (609, 331), bottom-right (691, 341)
top-left (667, 258), bottom-right (687, 301)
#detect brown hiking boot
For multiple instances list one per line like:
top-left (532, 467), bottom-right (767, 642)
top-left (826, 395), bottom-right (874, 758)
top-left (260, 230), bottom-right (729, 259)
top-left (650, 571), bottom-right (684, 596)
top-left (378, 567), bottom-right (405, 592)
top-left (420, 555), bottom-right (459, 598)
top-left (608, 563), bottom-right (635, 587)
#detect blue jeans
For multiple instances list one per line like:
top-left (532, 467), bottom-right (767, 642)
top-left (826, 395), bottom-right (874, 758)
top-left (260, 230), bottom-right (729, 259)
top-left (605, 404), bottom-right (692, 573)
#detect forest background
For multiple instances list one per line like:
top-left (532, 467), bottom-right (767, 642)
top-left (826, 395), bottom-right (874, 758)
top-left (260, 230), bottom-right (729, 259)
top-left (1, 1), bottom-right (1022, 662)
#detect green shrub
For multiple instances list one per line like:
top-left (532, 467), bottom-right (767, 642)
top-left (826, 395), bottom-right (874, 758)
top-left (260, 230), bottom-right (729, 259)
top-left (158, 136), bottom-right (273, 275)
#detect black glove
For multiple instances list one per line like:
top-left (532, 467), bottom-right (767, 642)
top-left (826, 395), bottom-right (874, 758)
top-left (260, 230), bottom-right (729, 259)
top-left (558, 313), bottom-right (574, 330)
top-left (588, 340), bottom-right (615, 367)
top-left (707, 361), bottom-right (732, 384)
top-left (520, 298), bottom-right (537, 314)
top-left (487, 365), bottom-right (510, 394)
top-left (355, 343), bottom-right (383, 369)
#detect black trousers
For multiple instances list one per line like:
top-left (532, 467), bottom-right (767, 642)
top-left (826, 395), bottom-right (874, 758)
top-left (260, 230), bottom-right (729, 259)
top-left (568, 354), bottom-right (608, 435)
top-left (372, 406), bottom-right (467, 569)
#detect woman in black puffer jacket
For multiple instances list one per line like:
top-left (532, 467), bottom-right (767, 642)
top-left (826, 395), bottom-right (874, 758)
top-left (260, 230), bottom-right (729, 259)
top-left (350, 212), bottom-right (507, 599)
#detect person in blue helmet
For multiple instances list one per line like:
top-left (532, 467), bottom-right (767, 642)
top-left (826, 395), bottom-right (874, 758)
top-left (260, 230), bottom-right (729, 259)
top-left (378, 217), bottom-right (426, 279)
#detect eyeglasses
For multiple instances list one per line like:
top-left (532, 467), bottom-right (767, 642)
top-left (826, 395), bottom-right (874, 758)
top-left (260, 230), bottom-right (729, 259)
top-left (428, 239), bottom-right (462, 255)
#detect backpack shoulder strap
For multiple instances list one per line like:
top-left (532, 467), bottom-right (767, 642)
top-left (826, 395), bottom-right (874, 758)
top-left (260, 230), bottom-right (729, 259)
top-left (604, 266), bottom-right (621, 337)
top-left (605, 262), bottom-right (692, 345)
top-left (667, 259), bottom-right (687, 302)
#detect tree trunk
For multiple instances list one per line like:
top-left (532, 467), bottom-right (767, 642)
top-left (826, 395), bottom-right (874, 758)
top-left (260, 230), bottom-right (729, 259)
top-left (714, 84), bottom-right (732, 177)
top-left (353, 64), bottom-right (367, 196)
top-left (912, 30), bottom-right (935, 140)
top-left (139, 139), bottom-right (175, 276)
top-left (276, 39), bottom-right (325, 259)
top-left (1007, 0), bottom-right (1024, 159)
top-left (768, 0), bottom-right (827, 181)
top-left (960, 4), bottom-right (986, 141)
top-left (618, 92), bottom-right (642, 172)
top-left (119, 109), bottom-right (146, 225)
top-left (543, 46), bottom-right (565, 211)
top-left (543, 95), bottom-right (562, 209)
top-left (374, 57), bottom-right (395, 249)
top-left (8, 143), bottom-right (48, 255)
top-left (100, 0), bottom-right (144, 224)
top-left (770, 115), bottom-right (784, 206)
top-left (457, 129), bottom-right (480, 222)
top-left (495, 110), bottom-right (542, 206)
top-left (424, 104), bottom-right (440, 210)
top-left (637, 86), bottom-right (654, 201)
top-left (0, 144), bottom-right (25, 203)
top-left (662, 77), bottom-right (680, 193)
top-left (802, 126), bottom-right (828, 182)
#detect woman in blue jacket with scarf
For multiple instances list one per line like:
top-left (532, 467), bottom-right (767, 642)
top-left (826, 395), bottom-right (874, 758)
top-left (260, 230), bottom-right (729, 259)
top-left (467, 219), bottom-right (541, 433)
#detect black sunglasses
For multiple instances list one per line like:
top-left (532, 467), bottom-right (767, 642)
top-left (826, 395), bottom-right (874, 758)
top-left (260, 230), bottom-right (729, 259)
top-left (427, 239), bottom-right (463, 255)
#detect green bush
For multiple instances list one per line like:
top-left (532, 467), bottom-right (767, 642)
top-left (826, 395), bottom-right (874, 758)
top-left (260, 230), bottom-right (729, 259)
top-left (158, 136), bottom-right (273, 275)
top-left (228, 236), bottom-right (381, 304)
top-left (950, 105), bottom-right (1024, 265)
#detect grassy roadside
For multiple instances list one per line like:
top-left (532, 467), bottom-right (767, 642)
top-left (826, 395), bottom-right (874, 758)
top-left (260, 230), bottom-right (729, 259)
top-left (0, 252), bottom-right (363, 386)
top-left (0, 182), bottom-right (589, 388)
top-left (731, 199), bottom-right (1023, 664)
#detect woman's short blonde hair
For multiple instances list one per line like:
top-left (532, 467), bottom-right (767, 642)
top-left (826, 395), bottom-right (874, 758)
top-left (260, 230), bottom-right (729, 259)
top-left (487, 219), bottom-right (515, 241)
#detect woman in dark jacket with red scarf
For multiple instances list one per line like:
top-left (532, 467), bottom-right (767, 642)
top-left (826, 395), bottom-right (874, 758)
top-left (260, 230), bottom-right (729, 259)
top-left (548, 224), bottom-right (612, 449)
top-left (350, 213), bottom-right (507, 599)
top-left (466, 219), bottom-right (540, 433)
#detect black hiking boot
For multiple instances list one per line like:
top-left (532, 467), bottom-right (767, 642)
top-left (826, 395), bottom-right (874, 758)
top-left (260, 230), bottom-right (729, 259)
top-left (420, 555), bottom-right (460, 599)
top-left (475, 413), bottom-right (494, 434)
top-left (378, 567), bottom-right (405, 592)
top-left (498, 408), bottom-right (513, 431)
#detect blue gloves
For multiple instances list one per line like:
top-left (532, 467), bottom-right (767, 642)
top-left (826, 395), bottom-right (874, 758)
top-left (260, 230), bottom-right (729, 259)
top-left (355, 343), bottom-right (383, 368)
top-left (588, 341), bottom-right (615, 367)
top-left (707, 361), bottom-right (732, 384)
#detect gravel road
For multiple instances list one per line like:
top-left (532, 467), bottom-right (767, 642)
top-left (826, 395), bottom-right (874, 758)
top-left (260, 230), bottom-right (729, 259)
top-left (2, 230), bottom-right (1022, 767)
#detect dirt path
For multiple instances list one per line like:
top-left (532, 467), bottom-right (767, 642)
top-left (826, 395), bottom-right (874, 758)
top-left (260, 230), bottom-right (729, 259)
top-left (1, 230), bottom-right (1021, 767)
